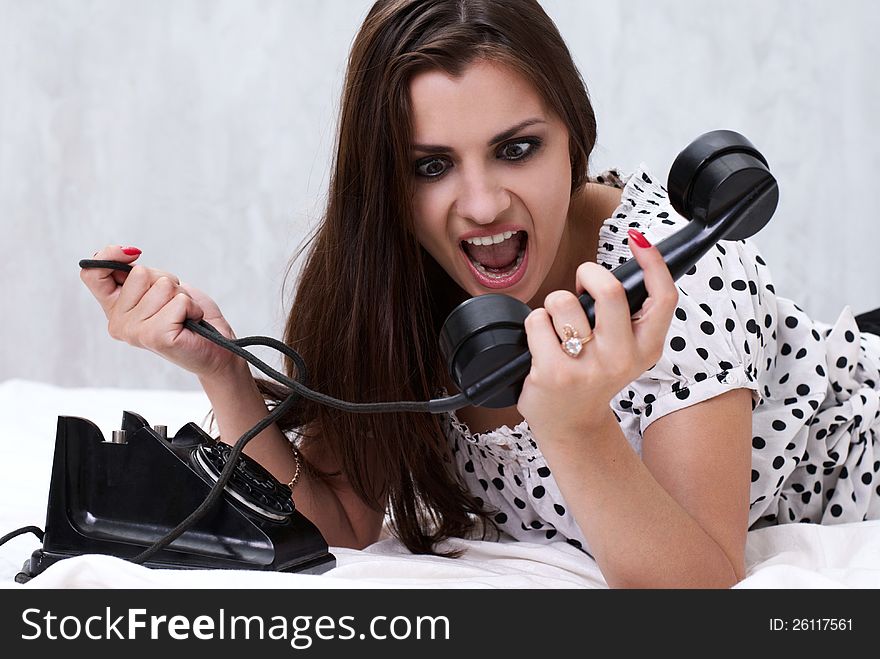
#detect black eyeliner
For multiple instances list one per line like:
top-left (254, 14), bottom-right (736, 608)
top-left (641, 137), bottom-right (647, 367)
top-left (414, 136), bottom-right (543, 182)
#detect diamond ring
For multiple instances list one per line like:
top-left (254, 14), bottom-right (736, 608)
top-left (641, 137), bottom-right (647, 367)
top-left (560, 324), bottom-right (593, 357)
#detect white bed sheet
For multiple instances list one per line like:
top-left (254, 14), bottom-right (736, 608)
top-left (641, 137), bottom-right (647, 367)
top-left (1, 379), bottom-right (878, 589)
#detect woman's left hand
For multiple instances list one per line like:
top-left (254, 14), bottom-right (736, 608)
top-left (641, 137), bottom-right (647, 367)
top-left (516, 230), bottom-right (679, 447)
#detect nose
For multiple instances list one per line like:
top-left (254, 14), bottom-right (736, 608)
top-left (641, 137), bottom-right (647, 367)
top-left (454, 165), bottom-right (512, 225)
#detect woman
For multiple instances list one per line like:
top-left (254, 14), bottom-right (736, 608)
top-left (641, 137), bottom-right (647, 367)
top-left (81, 0), bottom-right (880, 588)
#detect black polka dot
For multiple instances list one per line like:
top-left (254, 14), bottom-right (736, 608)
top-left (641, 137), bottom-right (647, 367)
top-left (700, 321), bottom-right (715, 335)
top-left (536, 466), bottom-right (551, 478)
top-left (532, 485), bottom-right (546, 499)
top-left (554, 504), bottom-right (565, 516)
top-left (709, 276), bottom-right (724, 291)
top-left (670, 336), bottom-right (686, 351)
top-left (772, 456), bottom-right (785, 470)
top-left (830, 504), bottom-right (843, 517)
top-left (513, 497), bottom-right (526, 509)
top-left (492, 478), bottom-right (505, 491)
top-left (494, 512), bottom-right (508, 524)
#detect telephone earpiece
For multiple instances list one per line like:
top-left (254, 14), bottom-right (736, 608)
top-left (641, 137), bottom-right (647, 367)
top-left (439, 129), bottom-right (779, 409)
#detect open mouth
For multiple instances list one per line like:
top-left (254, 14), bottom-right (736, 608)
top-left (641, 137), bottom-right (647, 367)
top-left (459, 231), bottom-right (529, 289)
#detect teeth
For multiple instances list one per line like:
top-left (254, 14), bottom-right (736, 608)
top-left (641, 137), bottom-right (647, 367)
top-left (464, 230), bottom-right (519, 246)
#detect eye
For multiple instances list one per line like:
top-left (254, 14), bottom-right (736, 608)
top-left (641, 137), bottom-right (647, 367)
top-left (499, 138), bottom-right (542, 161)
top-left (414, 157), bottom-right (450, 179)
top-left (413, 137), bottom-right (543, 182)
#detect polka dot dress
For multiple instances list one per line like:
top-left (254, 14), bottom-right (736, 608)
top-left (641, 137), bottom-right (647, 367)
top-left (441, 163), bottom-right (880, 556)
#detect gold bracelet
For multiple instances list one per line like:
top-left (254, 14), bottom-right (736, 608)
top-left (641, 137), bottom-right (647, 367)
top-left (287, 442), bottom-right (302, 490)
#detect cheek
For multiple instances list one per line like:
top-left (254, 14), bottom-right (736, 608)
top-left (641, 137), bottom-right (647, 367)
top-left (411, 191), bottom-right (448, 253)
top-left (523, 159), bottom-right (572, 231)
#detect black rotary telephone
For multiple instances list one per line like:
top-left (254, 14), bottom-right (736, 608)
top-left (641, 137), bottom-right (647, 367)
top-left (5, 129), bottom-right (778, 582)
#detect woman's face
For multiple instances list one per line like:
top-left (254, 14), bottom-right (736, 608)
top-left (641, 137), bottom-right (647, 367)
top-left (408, 59), bottom-right (574, 306)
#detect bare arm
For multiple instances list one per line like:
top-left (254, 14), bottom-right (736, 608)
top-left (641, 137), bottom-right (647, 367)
top-left (537, 388), bottom-right (753, 589)
top-left (78, 245), bottom-right (385, 550)
top-left (198, 361), bottom-right (386, 550)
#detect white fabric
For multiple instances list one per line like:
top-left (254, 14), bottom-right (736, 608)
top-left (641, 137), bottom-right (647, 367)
top-left (2, 379), bottom-right (879, 589)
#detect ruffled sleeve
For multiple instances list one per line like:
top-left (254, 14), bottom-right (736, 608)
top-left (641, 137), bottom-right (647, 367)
top-left (595, 164), bottom-right (775, 439)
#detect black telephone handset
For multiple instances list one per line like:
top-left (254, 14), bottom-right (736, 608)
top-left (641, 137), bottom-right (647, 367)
top-left (7, 129), bottom-right (777, 581)
top-left (438, 129), bottom-right (779, 408)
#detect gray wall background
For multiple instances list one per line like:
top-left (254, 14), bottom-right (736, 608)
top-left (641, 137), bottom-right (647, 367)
top-left (1, 0), bottom-right (878, 390)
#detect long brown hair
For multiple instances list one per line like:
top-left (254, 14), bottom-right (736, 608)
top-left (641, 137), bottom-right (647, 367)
top-left (257, 0), bottom-right (598, 556)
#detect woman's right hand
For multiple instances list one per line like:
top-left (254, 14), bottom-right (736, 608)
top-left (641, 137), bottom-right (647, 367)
top-left (80, 245), bottom-right (242, 379)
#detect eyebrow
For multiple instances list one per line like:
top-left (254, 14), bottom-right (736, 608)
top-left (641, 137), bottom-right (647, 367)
top-left (411, 117), bottom-right (547, 154)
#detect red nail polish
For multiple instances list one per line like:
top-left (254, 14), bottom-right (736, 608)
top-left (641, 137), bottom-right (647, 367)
top-left (122, 246), bottom-right (142, 256)
top-left (627, 229), bottom-right (651, 249)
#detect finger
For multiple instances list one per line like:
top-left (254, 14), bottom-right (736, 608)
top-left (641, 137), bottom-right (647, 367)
top-left (114, 265), bottom-right (182, 315)
top-left (80, 245), bottom-right (143, 313)
top-left (178, 282), bottom-right (221, 318)
top-left (126, 276), bottom-right (185, 325)
top-left (523, 307), bottom-right (569, 369)
top-left (141, 292), bottom-right (205, 353)
top-left (574, 260), bottom-right (636, 352)
top-left (627, 230), bottom-right (679, 347)
top-left (543, 290), bottom-right (593, 347)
